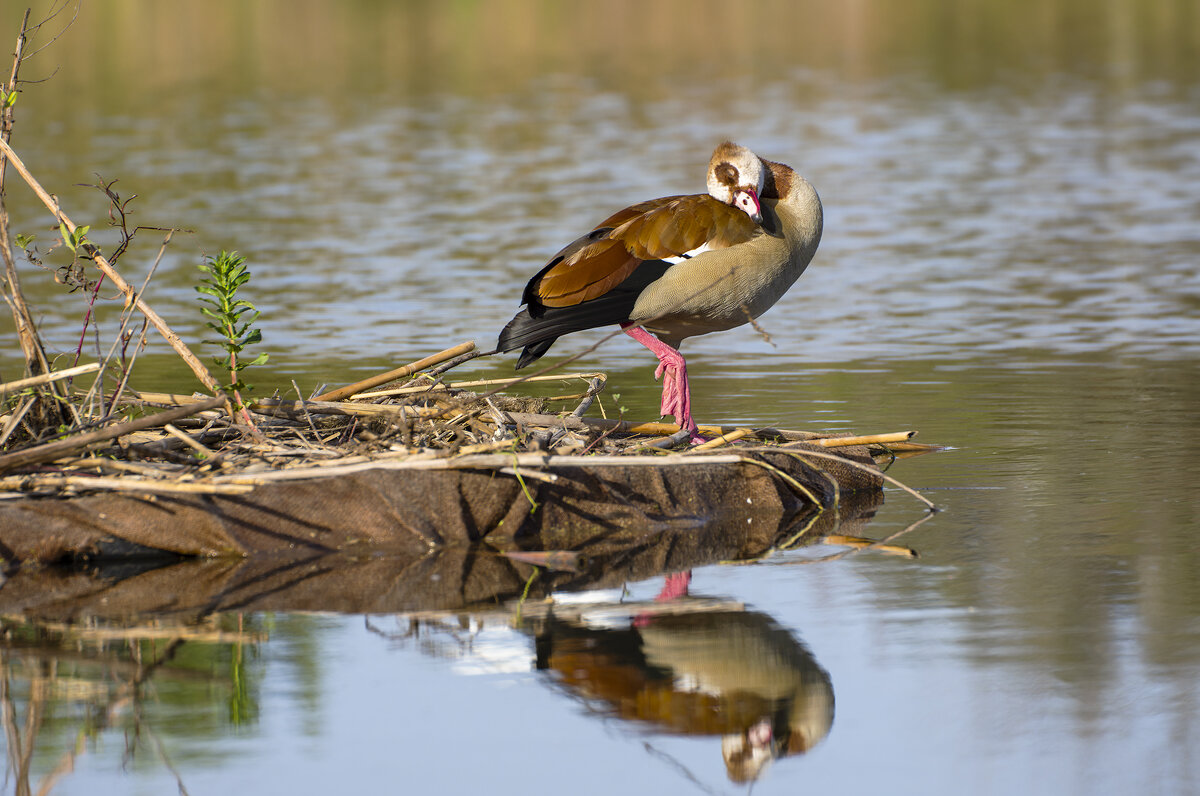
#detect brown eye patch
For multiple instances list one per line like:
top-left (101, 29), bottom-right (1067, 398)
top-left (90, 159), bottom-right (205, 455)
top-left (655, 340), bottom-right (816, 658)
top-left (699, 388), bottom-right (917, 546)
top-left (713, 162), bottom-right (738, 187)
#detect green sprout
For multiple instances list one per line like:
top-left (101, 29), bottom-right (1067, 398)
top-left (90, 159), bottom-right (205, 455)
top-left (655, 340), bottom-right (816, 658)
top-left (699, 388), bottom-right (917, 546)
top-left (196, 250), bottom-right (268, 413)
top-left (59, 223), bottom-right (89, 253)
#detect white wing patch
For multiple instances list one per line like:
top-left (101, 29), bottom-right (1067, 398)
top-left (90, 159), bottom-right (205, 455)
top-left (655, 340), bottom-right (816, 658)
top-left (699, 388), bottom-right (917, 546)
top-left (660, 242), bottom-right (713, 265)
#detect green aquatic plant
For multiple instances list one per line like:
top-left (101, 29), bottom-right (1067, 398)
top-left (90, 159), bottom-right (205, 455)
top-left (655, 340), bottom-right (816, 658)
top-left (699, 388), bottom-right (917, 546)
top-left (196, 251), bottom-right (268, 418)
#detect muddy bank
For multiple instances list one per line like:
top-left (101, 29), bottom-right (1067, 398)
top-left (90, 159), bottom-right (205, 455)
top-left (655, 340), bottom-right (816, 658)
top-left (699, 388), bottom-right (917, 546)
top-left (0, 444), bottom-right (881, 566)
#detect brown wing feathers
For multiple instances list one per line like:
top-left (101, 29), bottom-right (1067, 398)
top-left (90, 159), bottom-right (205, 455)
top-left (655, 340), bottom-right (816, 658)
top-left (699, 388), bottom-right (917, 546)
top-left (615, 195), bottom-right (757, 259)
top-left (535, 237), bottom-right (643, 307)
top-left (535, 196), bottom-right (758, 307)
top-left (498, 193), bottom-right (762, 368)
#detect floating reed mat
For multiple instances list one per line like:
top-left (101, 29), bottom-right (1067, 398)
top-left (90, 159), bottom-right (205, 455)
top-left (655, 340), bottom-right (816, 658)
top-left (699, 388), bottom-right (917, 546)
top-left (0, 342), bottom-right (940, 564)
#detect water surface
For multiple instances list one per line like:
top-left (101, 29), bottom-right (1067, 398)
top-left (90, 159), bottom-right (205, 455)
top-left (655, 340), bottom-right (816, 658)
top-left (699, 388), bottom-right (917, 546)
top-left (2, 2), bottom-right (1198, 794)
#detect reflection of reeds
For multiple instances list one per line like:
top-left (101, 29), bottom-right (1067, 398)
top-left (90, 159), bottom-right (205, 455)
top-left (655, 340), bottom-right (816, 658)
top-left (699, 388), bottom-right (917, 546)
top-left (789, 511), bottom-right (935, 565)
top-left (3, 617), bottom-right (267, 645)
top-left (1, 615), bottom-right (262, 794)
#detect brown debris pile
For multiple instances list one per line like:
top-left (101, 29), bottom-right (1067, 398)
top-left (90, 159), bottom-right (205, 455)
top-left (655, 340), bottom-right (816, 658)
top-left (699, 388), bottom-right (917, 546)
top-left (0, 343), bottom-right (938, 565)
top-left (1, 345), bottom-right (930, 502)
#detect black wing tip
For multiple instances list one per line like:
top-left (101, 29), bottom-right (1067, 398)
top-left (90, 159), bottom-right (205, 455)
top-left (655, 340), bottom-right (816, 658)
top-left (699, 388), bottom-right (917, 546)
top-left (498, 310), bottom-right (556, 369)
top-left (515, 341), bottom-right (553, 369)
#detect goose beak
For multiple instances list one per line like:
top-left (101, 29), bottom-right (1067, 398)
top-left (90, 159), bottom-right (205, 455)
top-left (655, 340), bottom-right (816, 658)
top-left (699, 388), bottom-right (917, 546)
top-left (736, 188), bottom-right (763, 224)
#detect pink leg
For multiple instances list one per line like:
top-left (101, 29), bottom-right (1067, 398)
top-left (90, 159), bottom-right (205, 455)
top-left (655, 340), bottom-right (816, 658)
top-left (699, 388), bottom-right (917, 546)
top-left (621, 324), bottom-right (702, 441)
top-left (655, 571), bottom-right (692, 602)
top-left (634, 571), bottom-right (693, 626)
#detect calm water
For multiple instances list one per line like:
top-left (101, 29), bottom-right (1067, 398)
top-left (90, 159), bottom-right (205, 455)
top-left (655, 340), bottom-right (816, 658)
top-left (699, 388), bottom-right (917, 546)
top-left (2, 1), bottom-right (1199, 794)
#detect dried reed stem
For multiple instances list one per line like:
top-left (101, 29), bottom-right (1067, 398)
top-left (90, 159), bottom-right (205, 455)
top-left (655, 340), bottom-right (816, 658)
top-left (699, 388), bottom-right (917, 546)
top-left (314, 341), bottom-right (476, 402)
top-left (0, 10), bottom-right (59, 411)
top-left (0, 394), bottom-right (225, 473)
top-left (767, 446), bottom-right (937, 511)
top-left (741, 456), bottom-right (826, 506)
top-left (1, 474), bottom-right (253, 495)
top-left (807, 431), bottom-right (915, 448)
top-left (687, 427), bottom-right (752, 452)
top-left (162, 423), bottom-right (220, 460)
top-left (210, 451), bottom-right (756, 485)
top-left (0, 362), bottom-right (99, 396)
top-left (355, 371), bottom-right (606, 399)
top-left (251, 397), bottom-right (448, 419)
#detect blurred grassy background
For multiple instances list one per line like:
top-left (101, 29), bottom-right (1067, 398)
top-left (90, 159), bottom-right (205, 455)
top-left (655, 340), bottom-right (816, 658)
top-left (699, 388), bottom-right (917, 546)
top-left (17, 0), bottom-right (1199, 108)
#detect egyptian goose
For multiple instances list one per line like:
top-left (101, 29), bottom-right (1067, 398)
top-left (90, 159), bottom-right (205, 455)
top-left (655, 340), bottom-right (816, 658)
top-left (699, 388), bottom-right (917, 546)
top-left (497, 142), bottom-right (823, 439)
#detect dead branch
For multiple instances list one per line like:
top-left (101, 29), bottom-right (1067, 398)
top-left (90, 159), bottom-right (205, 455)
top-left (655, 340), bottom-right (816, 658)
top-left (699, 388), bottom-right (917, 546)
top-left (1, 9), bottom-right (62, 421)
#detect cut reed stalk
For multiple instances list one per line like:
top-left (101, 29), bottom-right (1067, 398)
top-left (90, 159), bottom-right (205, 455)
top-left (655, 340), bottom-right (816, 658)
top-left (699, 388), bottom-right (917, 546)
top-left (808, 431), bottom-right (915, 447)
top-left (355, 371), bottom-right (606, 399)
top-left (687, 427), bottom-right (753, 452)
top-left (313, 341), bottom-right (476, 402)
top-left (1, 474), bottom-right (254, 495)
top-left (162, 423), bottom-right (220, 461)
top-left (0, 362), bottom-right (100, 397)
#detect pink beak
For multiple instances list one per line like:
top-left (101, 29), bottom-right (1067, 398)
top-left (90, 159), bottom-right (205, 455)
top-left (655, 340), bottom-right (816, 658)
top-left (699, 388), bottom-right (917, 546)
top-left (736, 188), bottom-right (762, 224)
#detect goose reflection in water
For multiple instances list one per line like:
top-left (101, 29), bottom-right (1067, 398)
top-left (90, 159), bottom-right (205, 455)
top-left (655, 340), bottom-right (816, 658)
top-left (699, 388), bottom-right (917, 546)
top-left (533, 574), bottom-right (834, 783)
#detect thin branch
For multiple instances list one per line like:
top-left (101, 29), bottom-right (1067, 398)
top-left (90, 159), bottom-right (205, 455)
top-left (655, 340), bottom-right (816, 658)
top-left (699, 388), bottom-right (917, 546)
top-left (0, 136), bottom-right (221, 393)
top-left (770, 445), bottom-right (938, 511)
top-left (79, 229), bottom-right (178, 416)
top-left (19, 0), bottom-right (79, 63)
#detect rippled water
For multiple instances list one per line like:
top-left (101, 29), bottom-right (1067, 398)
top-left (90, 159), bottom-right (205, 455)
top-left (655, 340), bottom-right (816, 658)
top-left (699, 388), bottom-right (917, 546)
top-left (10, 77), bottom-right (1200, 373)
top-left (2, 2), bottom-right (1199, 794)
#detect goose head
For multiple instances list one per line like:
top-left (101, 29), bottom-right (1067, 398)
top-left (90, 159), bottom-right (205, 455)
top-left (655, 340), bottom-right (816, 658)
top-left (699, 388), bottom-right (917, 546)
top-left (706, 141), bottom-right (766, 224)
